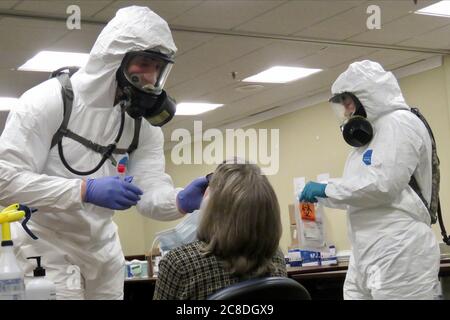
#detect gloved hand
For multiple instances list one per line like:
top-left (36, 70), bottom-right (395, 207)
top-left (299, 181), bottom-right (327, 203)
top-left (176, 176), bottom-right (209, 214)
top-left (124, 176), bottom-right (133, 183)
top-left (84, 176), bottom-right (143, 210)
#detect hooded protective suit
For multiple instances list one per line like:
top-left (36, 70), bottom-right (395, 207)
top-left (0, 6), bottom-right (183, 299)
top-left (321, 60), bottom-right (440, 299)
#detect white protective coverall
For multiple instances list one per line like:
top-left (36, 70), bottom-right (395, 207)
top-left (321, 60), bottom-right (440, 299)
top-left (0, 6), bottom-right (183, 299)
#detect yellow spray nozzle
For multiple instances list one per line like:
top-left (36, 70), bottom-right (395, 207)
top-left (1, 203), bottom-right (20, 213)
top-left (0, 210), bottom-right (25, 224)
top-left (0, 203), bottom-right (26, 243)
top-left (0, 203), bottom-right (25, 223)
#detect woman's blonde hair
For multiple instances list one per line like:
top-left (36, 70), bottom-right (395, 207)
top-left (197, 159), bottom-right (282, 277)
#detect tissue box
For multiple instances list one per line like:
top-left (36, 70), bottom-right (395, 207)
top-left (287, 249), bottom-right (302, 267)
top-left (300, 250), bottom-right (321, 267)
top-left (320, 252), bottom-right (338, 266)
top-left (288, 249), bottom-right (323, 267)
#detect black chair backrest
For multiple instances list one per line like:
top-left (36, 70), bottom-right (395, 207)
top-left (207, 276), bottom-right (311, 300)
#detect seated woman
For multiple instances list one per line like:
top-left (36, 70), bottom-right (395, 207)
top-left (153, 160), bottom-right (286, 300)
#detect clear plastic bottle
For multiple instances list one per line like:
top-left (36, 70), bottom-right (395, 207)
top-left (329, 245), bottom-right (336, 257)
top-left (25, 256), bottom-right (56, 300)
top-left (0, 244), bottom-right (25, 300)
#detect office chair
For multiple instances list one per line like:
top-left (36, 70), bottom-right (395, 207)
top-left (207, 276), bottom-right (311, 300)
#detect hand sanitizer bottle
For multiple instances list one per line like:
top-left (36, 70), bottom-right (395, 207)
top-left (25, 256), bottom-right (56, 300)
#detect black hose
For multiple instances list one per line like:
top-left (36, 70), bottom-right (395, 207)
top-left (57, 109), bottom-right (126, 176)
top-left (58, 139), bottom-right (109, 175)
top-left (437, 199), bottom-right (450, 245)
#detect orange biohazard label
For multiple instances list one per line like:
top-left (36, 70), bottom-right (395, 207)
top-left (299, 202), bottom-right (316, 221)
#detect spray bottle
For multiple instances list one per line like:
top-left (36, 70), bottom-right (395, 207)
top-left (25, 256), bottom-right (56, 300)
top-left (0, 204), bottom-right (38, 300)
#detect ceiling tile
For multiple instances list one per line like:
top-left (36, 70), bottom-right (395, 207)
top-left (295, 4), bottom-right (372, 41)
top-left (167, 35), bottom-right (268, 87)
top-left (169, 68), bottom-right (236, 101)
top-left (200, 70), bottom-right (324, 112)
top-left (168, 40), bottom-right (325, 98)
top-left (348, 11), bottom-right (450, 45)
top-left (398, 24), bottom-right (450, 49)
top-left (0, 18), bottom-right (68, 53)
top-left (172, 31), bottom-right (216, 56)
top-left (363, 50), bottom-right (429, 69)
top-left (14, 0), bottom-right (113, 17)
top-left (0, 1), bottom-right (20, 9)
top-left (383, 53), bottom-right (437, 71)
top-left (296, 0), bottom-right (440, 41)
top-left (295, 45), bottom-right (376, 69)
top-left (48, 24), bottom-right (104, 52)
top-left (224, 41), bottom-right (326, 80)
top-left (0, 50), bottom-right (36, 71)
top-left (237, 0), bottom-right (363, 35)
top-left (169, 41), bottom-right (336, 102)
top-left (94, 0), bottom-right (202, 21)
top-left (170, 0), bottom-right (285, 30)
top-left (0, 16), bottom-right (68, 30)
top-left (191, 64), bottom-right (346, 129)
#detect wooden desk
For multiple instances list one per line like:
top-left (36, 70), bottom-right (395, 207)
top-left (123, 263), bottom-right (347, 300)
top-left (287, 263), bottom-right (348, 300)
top-left (124, 259), bottom-right (450, 300)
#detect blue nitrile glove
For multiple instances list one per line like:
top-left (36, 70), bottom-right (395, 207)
top-left (84, 175), bottom-right (143, 210)
top-left (299, 181), bottom-right (328, 203)
top-left (176, 176), bottom-right (209, 214)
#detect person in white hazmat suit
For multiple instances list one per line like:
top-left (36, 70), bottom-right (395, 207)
top-left (299, 60), bottom-right (440, 299)
top-left (0, 6), bottom-right (208, 299)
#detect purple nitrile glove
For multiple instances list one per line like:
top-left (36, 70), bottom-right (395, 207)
top-left (84, 175), bottom-right (143, 210)
top-left (176, 176), bottom-right (209, 214)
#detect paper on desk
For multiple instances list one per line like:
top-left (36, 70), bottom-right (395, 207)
top-left (303, 221), bottom-right (321, 239)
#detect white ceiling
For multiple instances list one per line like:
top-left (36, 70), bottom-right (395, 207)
top-left (0, 0), bottom-right (449, 141)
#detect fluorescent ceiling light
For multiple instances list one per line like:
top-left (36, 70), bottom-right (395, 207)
top-left (0, 97), bottom-right (19, 111)
top-left (415, 1), bottom-right (450, 18)
top-left (18, 50), bottom-right (89, 72)
top-left (176, 103), bottom-right (224, 115)
top-left (242, 66), bottom-right (322, 83)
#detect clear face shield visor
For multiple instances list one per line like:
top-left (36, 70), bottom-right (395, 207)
top-left (123, 51), bottom-right (174, 95)
top-left (329, 93), bottom-right (357, 130)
